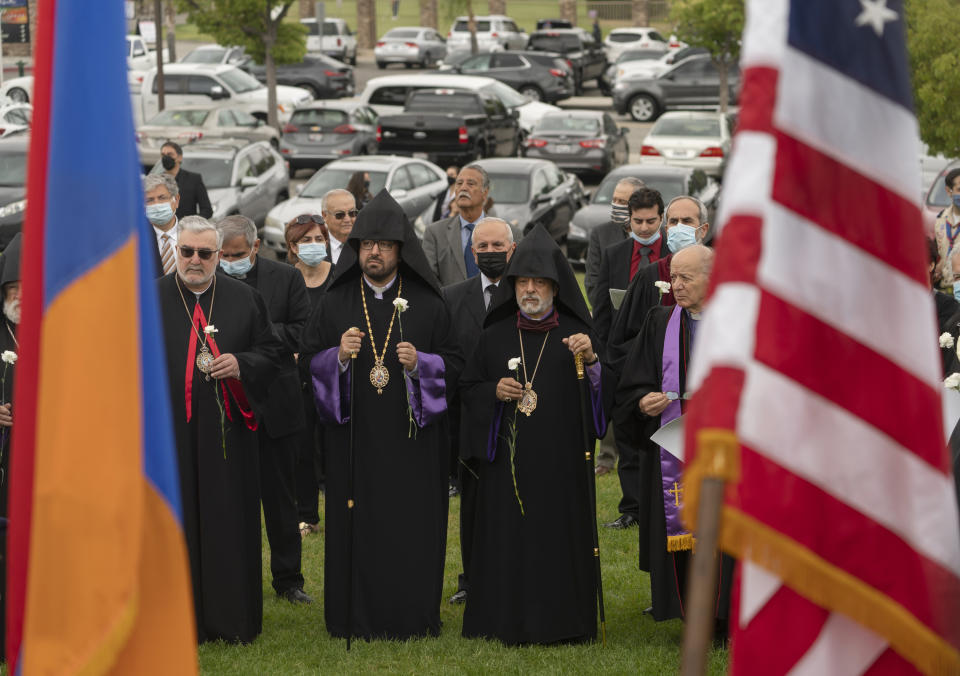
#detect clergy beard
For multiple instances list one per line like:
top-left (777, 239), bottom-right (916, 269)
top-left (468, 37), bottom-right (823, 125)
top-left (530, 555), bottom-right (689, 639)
top-left (518, 293), bottom-right (552, 317)
top-left (3, 298), bottom-right (20, 325)
top-left (178, 265), bottom-right (215, 291)
top-left (360, 255), bottom-right (398, 285)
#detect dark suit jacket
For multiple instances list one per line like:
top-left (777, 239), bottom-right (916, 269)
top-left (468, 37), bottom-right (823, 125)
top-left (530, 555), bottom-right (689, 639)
top-left (592, 238), bottom-right (634, 347)
top-left (585, 221), bottom-right (627, 300)
top-left (221, 257), bottom-right (309, 438)
top-left (175, 168), bottom-right (213, 220)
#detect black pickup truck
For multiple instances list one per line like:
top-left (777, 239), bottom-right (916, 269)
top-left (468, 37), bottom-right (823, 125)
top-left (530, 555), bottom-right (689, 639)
top-left (526, 29), bottom-right (607, 93)
top-left (376, 88), bottom-right (521, 166)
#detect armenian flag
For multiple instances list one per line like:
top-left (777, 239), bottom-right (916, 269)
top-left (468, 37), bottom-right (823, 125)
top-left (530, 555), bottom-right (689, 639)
top-left (5, 0), bottom-right (197, 672)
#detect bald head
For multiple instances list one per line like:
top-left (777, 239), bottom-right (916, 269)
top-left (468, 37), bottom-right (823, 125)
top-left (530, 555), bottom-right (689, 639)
top-left (472, 217), bottom-right (516, 281)
top-left (670, 244), bottom-right (714, 312)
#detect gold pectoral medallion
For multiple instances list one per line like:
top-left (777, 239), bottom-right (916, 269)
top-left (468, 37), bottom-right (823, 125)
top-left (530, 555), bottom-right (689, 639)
top-left (518, 382), bottom-right (538, 416)
top-left (196, 346), bottom-right (215, 381)
top-left (370, 360), bottom-right (390, 394)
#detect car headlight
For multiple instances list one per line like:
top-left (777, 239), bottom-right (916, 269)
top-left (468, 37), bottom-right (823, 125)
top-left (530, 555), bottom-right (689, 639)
top-left (613, 81), bottom-right (628, 91)
top-left (0, 199), bottom-right (26, 219)
top-left (568, 224), bottom-right (587, 239)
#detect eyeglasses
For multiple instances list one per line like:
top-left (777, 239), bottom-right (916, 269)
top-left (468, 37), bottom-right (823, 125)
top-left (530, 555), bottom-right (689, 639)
top-left (178, 246), bottom-right (218, 260)
top-left (664, 391), bottom-right (692, 401)
top-left (294, 214), bottom-right (324, 225)
top-left (328, 209), bottom-right (358, 220)
top-left (359, 240), bottom-right (397, 251)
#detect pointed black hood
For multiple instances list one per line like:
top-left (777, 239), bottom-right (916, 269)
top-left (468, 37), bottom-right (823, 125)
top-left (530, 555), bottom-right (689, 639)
top-left (485, 224), bottom-right (592, 328)
top-left (0, 232), bottom-right (22, 288)
top-left (328, 188), bottom-right (441, 295)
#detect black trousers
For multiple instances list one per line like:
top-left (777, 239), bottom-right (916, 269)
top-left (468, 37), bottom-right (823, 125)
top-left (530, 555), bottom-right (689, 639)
top-left (259, 431), bottom-right (304, 594)
top-left (295, 387), bottom-right (324, 525)
top-left (615, 434), bottom-right (641, 519)
top-left (457, 458), bottom-right (479, 593)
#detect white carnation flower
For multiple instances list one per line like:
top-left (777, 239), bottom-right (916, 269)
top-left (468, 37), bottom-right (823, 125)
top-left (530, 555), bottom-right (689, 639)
top-left (393, 297), bottom-right (409, 312)
top-left (944, 373), bottom-right (960, 390)
top-left (507, 357), bottom-right (521, 371)
top-left (941, 332), bottom-right (955, 349)
top-left (1, 350), bottom-right (16, 365)
top-left (654, 281), bottom-right (671, 293)
top-left (204, 325), bottom-right (218, 335)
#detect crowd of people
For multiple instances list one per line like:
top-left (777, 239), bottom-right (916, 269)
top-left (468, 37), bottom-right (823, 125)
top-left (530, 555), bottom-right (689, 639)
top-left (0, 159), bottom-right (741, 648)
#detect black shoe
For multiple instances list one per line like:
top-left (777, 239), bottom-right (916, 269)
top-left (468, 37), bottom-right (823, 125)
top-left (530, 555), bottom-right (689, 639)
top-left (642, 606), bottom-right (653, 615)
top-left (449, 589), bottom-right (468, 604)
top-left (449, 483), bottom-right (461, 498)
top-left (603, 514), bottom-right (638, 529)
top-left (279, 587), bottom-right (313, 604)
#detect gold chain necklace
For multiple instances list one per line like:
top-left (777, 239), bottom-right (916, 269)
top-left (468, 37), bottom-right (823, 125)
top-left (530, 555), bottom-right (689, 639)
top-left (516, 328), bottom-right (550, 416)
top-left (360, 275), bottom-right (402, 394)
top-left (176, 275), bottom-right (217, 380)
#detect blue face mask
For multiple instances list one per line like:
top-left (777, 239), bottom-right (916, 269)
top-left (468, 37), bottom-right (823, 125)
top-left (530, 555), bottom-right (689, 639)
top-left (952, 194), bottom-right (960, 209)
top-left (953, 280), bottom-right (960, 303)
top-left (146, 202), bottom-right (174, 226)
top-left (667, 224), bottom-right (698, 253)
top-left (630, 230), bottom-right (661, 246)
top-left (297, 242), bottom-right (327, 266)
top-left (220, 256), bottom-right (253, 277)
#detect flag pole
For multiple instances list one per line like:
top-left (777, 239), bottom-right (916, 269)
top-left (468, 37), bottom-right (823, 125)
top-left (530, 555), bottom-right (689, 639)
top-left (680, 475), bottom-right (726, 675)
top-left (345, 327), bottom-right (359, 651)
top-left (575, 352), bottom-right (606, 646)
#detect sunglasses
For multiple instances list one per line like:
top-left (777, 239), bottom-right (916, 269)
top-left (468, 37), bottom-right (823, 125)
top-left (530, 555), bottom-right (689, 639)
top-left (178, 246), bottom-right (218, 260)
top-left (330, 209), bottom-right (358, 220)
top-left (294, 214), bottom-right (324, 225)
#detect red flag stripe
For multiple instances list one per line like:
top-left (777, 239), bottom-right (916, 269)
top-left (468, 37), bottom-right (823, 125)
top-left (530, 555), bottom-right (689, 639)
top-left (734, 66), bottom-right (778, 134)
top-left (708, 215), bottom-right (764, 288)
top-left (754, 291), bottom-right (949, 472)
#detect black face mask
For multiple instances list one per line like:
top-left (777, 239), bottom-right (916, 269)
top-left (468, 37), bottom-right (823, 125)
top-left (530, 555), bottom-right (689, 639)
top-left (161, 154), bottom-right (177, 171)
top-left (476, 251), bottom-right (508, 279)
top-left (364, 180), bottom-right (370, 189)
top-left (447, 175), bottom-right (456, 186)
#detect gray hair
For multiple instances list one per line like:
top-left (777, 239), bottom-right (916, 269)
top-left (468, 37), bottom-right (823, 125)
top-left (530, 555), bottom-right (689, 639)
top-left (461, 163), bottom-right (490, 191)
top-left (615, 176), bottom-right (645, 192)
top-left (474, 216), bottom-right (514, 244)
top-left (321, 188), bottom-right (354, 214)
top-left (143, 172), bottom-right (179, 199)
top-left (179, 215), bottom-right (224, 248)
top-left (666, 195), bottom-right (708, 225)
top-left (217, 214), bottom-right (258, 247)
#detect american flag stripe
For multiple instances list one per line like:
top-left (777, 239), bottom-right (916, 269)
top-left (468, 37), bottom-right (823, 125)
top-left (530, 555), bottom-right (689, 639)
top-left (682, 0), bottom-right (960, 671)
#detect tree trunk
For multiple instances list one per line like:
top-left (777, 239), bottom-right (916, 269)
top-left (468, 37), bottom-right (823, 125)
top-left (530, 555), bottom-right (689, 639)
top-left (560, 0), bottom-right (576, 25)
top-left (164, 0), bottom-right (177, 63)
top-left (467, 0), bottom-right (478, 55)
top-left (488, 0), bottom-right (506, 15)
top-left (632, 0), bottom-right (649, 26)
top-left (356, 0), bottom-right (377, 50)
top-left (299, 0), bottom-right (314, 18)
top-left (419, 0), bottom-right (436, 29)
top-left (265, 23), bottom-right (279, 129)
top-left (717, 60), bottom-right (729, 113)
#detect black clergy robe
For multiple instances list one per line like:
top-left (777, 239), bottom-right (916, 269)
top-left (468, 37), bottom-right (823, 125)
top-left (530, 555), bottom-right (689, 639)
top-left (459, 311), bottom-right (614, 645)
top-left (157, 273), bottom-right (285, 644)
top-left (607, 255), bottom-right (674, 372)
top-left (0, 317), bottom-right (15, 661)
top-left (614, 305), bottom-right (733, 623)
top-left (301, 275), bottom-right (462, 640)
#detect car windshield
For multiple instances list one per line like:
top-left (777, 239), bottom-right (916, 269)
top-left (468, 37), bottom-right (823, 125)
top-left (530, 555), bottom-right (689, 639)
top-left (529, 34), bottom-right (580, 52)
top-left (927, 171), bottom-right (954, 209)
top-left (303, 21), bottom-right (320, 36)
top-left (302, 168), bottom-right (387, 198)
top-left (483, 81), bottom-right (526, 108)
top-left (291, 109), bottom-right (349, 127)
top-left (0, 150), bottom-right (26, 186)
top-left (181, 157), bottom-right (235, 188)
top-left (593, 175), bottom-right (686, 205)
top-left (454, 20), bottom-right (491, 32)
top-left (385, 29), bottom-right (420, 39)
top-left (406, 91), bottom-right (478, 113)
top-left (535, 116), bottom-right (600, 134)
top-left (487, 174), bottom-right (530, 204)
top-left (651, 117), bottom-right (721, 137)
top-left (147, 109), bottom-right (210, 126)
top-left (323, 22), bottom-right (339, 36)
top-left (182, 47), bottom-right (227, 64)
top-left (219, 67), bottom-right (263, 94)
top-left (617, 49), bottom-right (663, 64)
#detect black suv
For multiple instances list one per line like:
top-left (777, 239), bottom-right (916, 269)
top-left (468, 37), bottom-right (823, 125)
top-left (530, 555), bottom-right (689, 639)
top-left (448, 50), bottom-right (575, 102)
top-left (526, 28), bottom-right (606, 93)
top-left (242, 53), bottom-right (355, 99)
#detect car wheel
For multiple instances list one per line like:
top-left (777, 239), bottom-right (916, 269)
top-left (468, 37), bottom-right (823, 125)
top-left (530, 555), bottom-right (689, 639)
top-left (349, 50), bottom-right (357, 66)
top-left (519, 85), bottom-right (543, 102)
top-left (628, 94), bottom-right (659, 122)
top-left (298, 83), bottom-right (320, 99)
top-left (376, 61), bottom-right (386, 69)
top-left (365, 143), bottom-right (377, 155)
top-left (7, 87), bottom-right (28, 103)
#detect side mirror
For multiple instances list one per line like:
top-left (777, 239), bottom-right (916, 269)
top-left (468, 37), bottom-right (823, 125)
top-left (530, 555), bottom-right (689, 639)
top-left (209, 85), bottom-right (229, 100)
top-left (240, 175), bottom-right (259, 188)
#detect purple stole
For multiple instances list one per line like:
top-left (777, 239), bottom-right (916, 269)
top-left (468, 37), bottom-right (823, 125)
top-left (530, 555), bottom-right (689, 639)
top-left (659, 305), bottom-right (692, 552)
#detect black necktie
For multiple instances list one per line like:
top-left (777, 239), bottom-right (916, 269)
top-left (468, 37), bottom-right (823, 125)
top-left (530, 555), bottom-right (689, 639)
top-left (484, 284), bottom-right (495, 310)
top-left (640, 246), bottom-right (652, 265)
top-left (464, 223), bottom-right (480, 278)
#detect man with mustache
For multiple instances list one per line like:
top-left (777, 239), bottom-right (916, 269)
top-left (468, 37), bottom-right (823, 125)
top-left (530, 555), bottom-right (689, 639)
top-left (423, 164), bottom-right (491, 287)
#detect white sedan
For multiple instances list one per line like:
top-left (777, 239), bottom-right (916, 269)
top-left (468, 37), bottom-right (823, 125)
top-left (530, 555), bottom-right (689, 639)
top-left (639, 111), bottom-right (733, 179)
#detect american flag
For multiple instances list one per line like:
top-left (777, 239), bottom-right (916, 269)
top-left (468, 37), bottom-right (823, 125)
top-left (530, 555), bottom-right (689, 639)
top-left (682, 0), bottom-right (960, 673)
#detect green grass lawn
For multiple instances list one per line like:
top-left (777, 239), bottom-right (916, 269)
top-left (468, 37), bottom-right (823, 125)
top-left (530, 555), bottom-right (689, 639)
top-left (197, 473), bottom-right (728, 674)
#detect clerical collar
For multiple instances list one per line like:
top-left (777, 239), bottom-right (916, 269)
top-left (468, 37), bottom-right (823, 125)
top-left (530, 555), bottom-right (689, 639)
top-left (190, 279), bottom-right (214, 298)
top-left (517, 306), bottom-right (559, 332)
top-left (363, 273), bottom-right (397, 299)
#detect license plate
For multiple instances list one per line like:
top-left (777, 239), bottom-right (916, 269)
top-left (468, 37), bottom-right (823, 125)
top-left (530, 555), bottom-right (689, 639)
top-left (413, 152), bottom-right (428, 160)
top-left (554, 144), bottom-right (571, 153)
top-left (309, 133), bottom-right (324, 142)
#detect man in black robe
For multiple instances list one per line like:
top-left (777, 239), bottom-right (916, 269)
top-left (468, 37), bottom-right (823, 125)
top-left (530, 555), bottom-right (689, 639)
top-left (614, 244), bottom-right (733, 627)
top-left (162, 141), bottom-right (213, 220)
top-left (300, 189), bottom-right (462, 640)
top-left (157, 216), bottom-right (285, 643)
top-left (217, 215), bottom-right (311, 604)
top-left (459, 225), bottom-right (613, 645)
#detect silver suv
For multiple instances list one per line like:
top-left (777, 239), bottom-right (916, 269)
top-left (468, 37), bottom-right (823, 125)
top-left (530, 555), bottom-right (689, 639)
top-left (445, 15), bottom-right (527, 57)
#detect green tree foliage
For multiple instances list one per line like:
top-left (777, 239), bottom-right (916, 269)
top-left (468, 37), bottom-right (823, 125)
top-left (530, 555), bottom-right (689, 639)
top-left (906, 0), bottom-right (960, 157)
top-left (670, 0), bottom-right (744, 112)
top-left (176, 0), bottom-right (307, 127)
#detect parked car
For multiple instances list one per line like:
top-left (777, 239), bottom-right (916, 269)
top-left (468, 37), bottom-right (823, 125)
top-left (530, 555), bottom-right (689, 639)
top-left (281, 100), bottom-right (379, 176)
top-left (612, 54), bottom-right (741, 122)
top-left (924, 159), bottom-right (960, 236)
top-left (639, 111), bottom-right (733, 179)
top-left (375, 27), bottom-right (447, 69)
top-left (567, 164), bottom-right (720, 263)
top-left (603, 27), bottom-right (669, 62)
top-left (536, 19), bottom-right (573, 30)
top-left (523, 110), bottom-right (630, 177)
top-left (526, 28), bottom-right (606, 93)
top-left (356, 74), bottom-right (559, 135)
top-left (442, 50), bottom-right (574, 103)
top-left (178, 43), bottom-right (247, 65)
top-left (0, 101), bottom-right (31, 137)
top-left (151, 139), bottom-right (289, 226)
top-left (600, 48), bottom-right (665, 95)
top-left (0, 76), bottom-right (33, 103)
top-left (0, 133), bottom-right (27, 248)
top-left (301, 17), bottom-right (358, 65)
top-left (243, 53), bottom-right (355, 99)
top-left (446, 15), bottom-right (527, 56)
top-left (614, 46), bottom-right (710, 84)
top-left (138, 64), bottom-right (313, 126)
top-left (135, 104), bottom-right (279, 168)
top-left (262, 155), bottom-right (448, 252)
top-left (127, 35), bottom-right (168, 71)
top-left (474, 157), bottom-right (585, 247)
